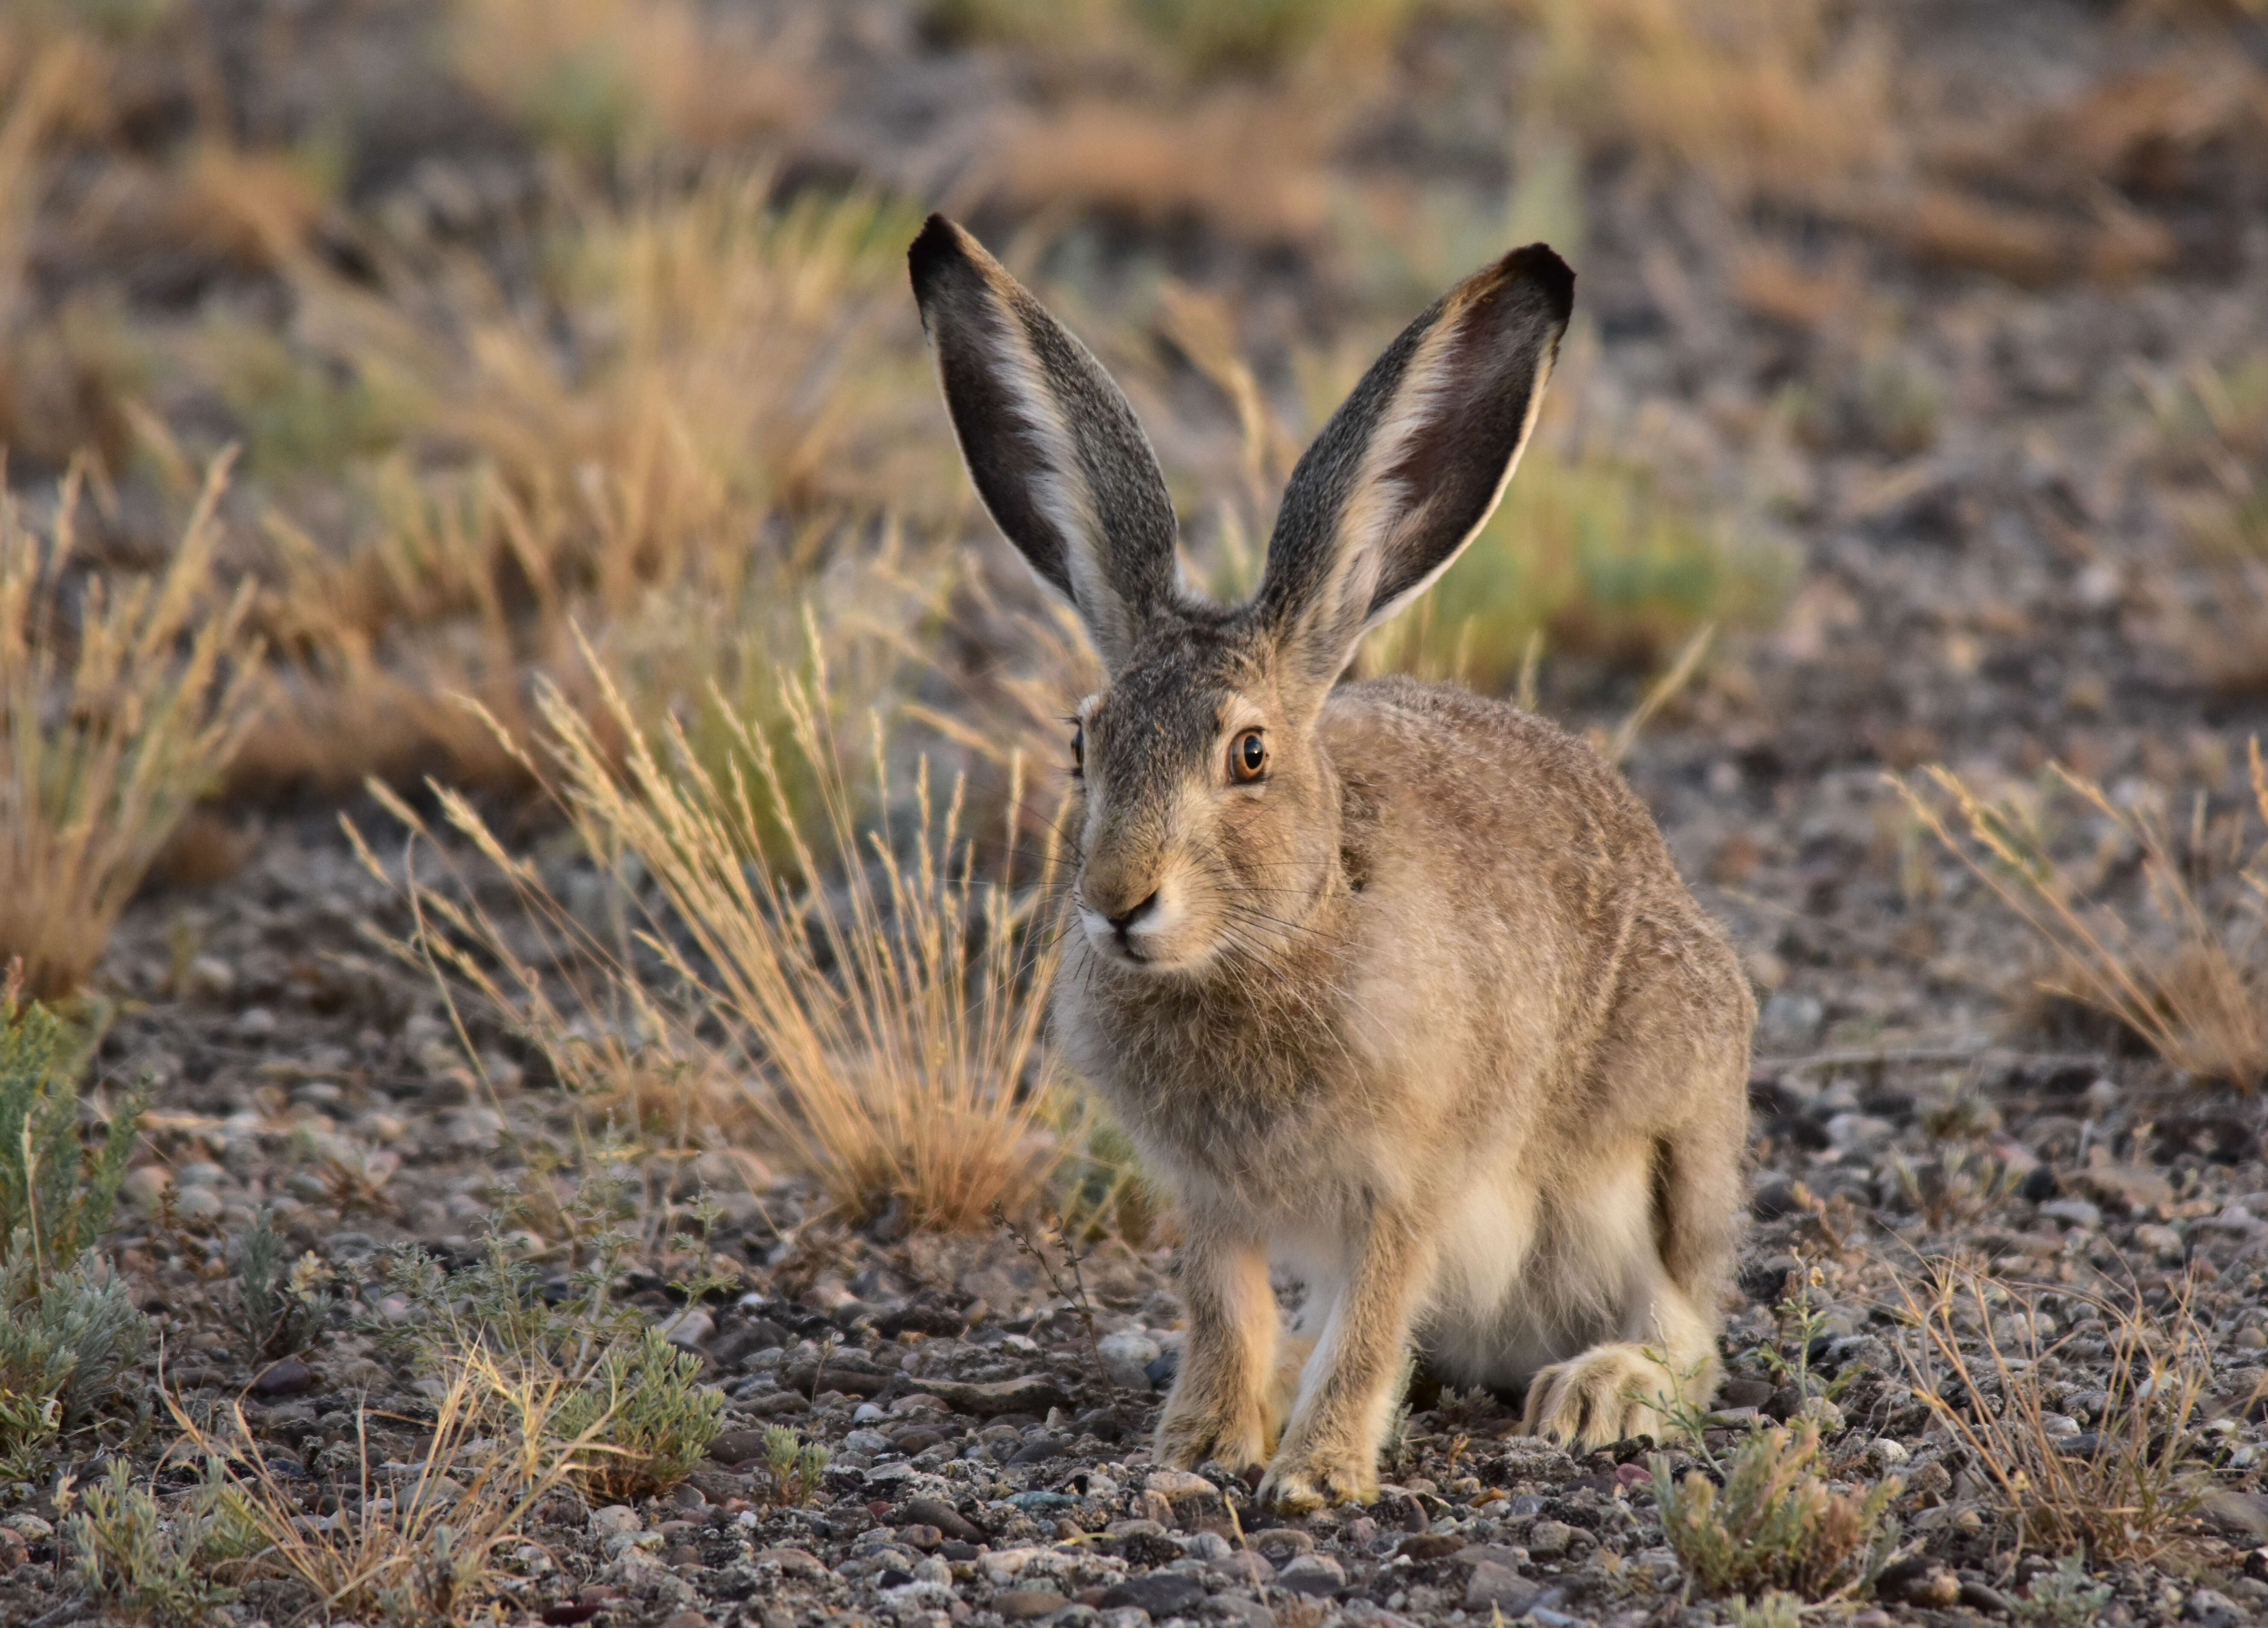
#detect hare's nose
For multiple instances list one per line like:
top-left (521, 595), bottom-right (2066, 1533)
top-left (1108, 891), bottom-right (1159, 936)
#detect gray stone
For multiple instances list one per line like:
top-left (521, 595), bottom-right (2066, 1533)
top-left (1465, 1562), bottom-right (1542, 1617)
top-left (1205, 1595), bottom-right (1275, 1628)
top-left (121, 1166), bottom-right (171, 1208)
top-left (588, 1505), bottom-right (640, 1538)
top-left (1099, 1329), bottom-right (1163, 1390)
top-left (1249, 1527), bottom-right (1314, 1563)
top-left (1526, 1520), bottom-right (1575, 1558)
top-left (995, 1588), bottom-right (1070, 1619)
top-left (2038, 1197), bottom-right (2103, 1231)
top-left (1210, 1551), bottom-right (1273, 1585)
top-left (1100, 1571), bottom-right (1209, 1616)
top-left (1275, 1554), bottom-right (1344, 1596)
top-left (173, 1185), bottom-right (224, 1221)
top-left (918, 1375), bottom-right (1071, 1417)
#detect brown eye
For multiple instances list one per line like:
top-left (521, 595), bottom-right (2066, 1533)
top-left (1070, 723), bottom-right (1084, 775)
top-left (1229, 729), bottom-right (1267, 783)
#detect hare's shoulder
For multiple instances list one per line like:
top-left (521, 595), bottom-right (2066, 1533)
top-left (1322, 674), bottom-right (1645, 831)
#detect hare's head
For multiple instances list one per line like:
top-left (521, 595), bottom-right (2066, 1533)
top-left (910, 217), bottom-right (1571, 975)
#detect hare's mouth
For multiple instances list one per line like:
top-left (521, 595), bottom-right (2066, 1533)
top-left (1074, 885), bottom-right (1201, 971)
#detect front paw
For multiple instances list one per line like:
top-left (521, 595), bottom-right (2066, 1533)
top-left (1155, 1399), bottom-right (1266, 1473)
top-left (1258, 1444), bottom-right (1377, 1514)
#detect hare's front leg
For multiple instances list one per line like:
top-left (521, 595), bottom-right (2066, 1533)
top-left (1260, 1206), bottom-right (1432, 1513)
top-left (1155, 1219), bottom-right (1275, 1472)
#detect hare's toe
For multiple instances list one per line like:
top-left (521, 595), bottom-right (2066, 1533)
top-left (1520, 1343), bottom-right (1679, 1448)
top-left (1259, 1446), bottom-right (1376, 1514)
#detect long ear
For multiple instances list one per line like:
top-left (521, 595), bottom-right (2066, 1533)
top-left (910, 214), bottom-right (1180, 673)
top-left (1252, 244), bottom-right (1573, 694)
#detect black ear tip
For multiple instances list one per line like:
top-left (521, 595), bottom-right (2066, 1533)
top-left (1499, 243), bottom-right (1575, 322)
top-left (908, 213), bottom-right (970, 292)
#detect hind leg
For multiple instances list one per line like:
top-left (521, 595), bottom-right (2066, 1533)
top-left (1522, 1120), bottom-right (1743, 1448)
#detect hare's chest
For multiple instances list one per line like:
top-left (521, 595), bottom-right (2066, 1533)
top-left (1056, 981), bottom-right (1364, 1206)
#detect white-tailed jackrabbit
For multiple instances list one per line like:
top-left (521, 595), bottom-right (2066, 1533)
top-left (909, 216), bottom-right (1752, 1511)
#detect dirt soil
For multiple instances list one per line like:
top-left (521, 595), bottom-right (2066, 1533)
top-left (12, 2), bottom-right (2268, 1626)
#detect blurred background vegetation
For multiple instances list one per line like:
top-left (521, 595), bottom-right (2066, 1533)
top-left (1, 0), bottom-right (2265, 1036)
top-left (6, 0), bottom-right (2259, 811)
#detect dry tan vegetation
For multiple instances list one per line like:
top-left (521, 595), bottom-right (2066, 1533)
top-left (1902, 748), bottom-right (2268, 1088)
top-left (1513, 0), bottom-right (1899, 211)
top-left (221, 178), bottom-right (951, 796)
top-left (350, 633), bottom-right (1071, 1231)
top-left (1889, 1260), bottom-right (2232, 1563)
top-left (448, 0), bottom-right (830, 166)
top-left (166, 1355), bottom-right (591, 1625)
top-left (0, 461), bottom-right (262, 998)
top-left (2148, 352), bottom-right (2268, 692)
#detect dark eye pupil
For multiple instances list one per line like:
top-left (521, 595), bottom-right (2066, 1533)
top-left (1241, 734), bottom-right (1263, 770)
top-left (1071, 726), bottom-right (1083, 767)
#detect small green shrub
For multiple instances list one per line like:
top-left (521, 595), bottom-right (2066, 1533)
top-left (1653, 1422), bottom-right (1901, 1602)
top-left (0, 976), bottom-right (143, 1274)
top-left (2013, 1554), bottom-right (2112, 1627)
top-left (370, 1173), bottom-right (730, 1504)
top-left (758, 1423), bottom-right (829, 1508)
top-left (233, 1208), bottom-right (333, 1361)
top-left (64, 1456), bottom-right (263, 1623)
top-left (551, 1325), bottom-right (724, 1502)
top-left (0, 1246), bottom-right (147, 1441)
top-left (368, 1147), bottom-right (651, 1375)
top-left (0, 1388), bottom-right (58, 1482)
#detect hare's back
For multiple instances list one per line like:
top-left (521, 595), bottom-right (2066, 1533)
top-left (1321, 674), bottom-right (1749, 1127)
top-left (1322, 674), bottom-right (1677, 896)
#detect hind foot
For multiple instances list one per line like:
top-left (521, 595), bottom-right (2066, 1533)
top-left (1520, 1341), bottom-right (1703, 1448)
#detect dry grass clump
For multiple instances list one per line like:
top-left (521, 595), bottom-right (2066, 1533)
top-left (1513, 0), bottom-right (1898, 212)
top-left (0, 462), bottom-right (262, 997)
top-left (353, 634), bottom-right (1068, 1231)
top-left (1654, 1420), bottom-right (1902, 1602)
top-left (166, 1355), bottom-right (591, 1626)
top-left (941, 0), bottom-right (1414, 246)
top-left (2143, 353), bottom-right (2268, 691)
top-left (1889, 1260), bottom-right (2227, 1563)
top-left (220, 177), bottom-right (949, 795)
top-left (929, 0), bottom-right (1415, 78)
top-left (0, 26), bottom-right (136, 476)
top-left (1902, 749), bottom-right (2268, 1088)
top-left (1506, 0), bottom-right (2246, 287)
top-left (448, 0), bottom-right (828, 169)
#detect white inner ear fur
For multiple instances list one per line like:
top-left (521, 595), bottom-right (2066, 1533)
top-left (985, 295), bottom-right (1140, 665)
top-left (1310, 305), bottom-right (1556, 656)
top-left (1359, 348), bottom-right (1554, 635)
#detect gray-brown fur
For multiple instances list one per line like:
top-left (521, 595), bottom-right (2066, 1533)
top-left (910, 217), bottom-right (1753, 1510)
